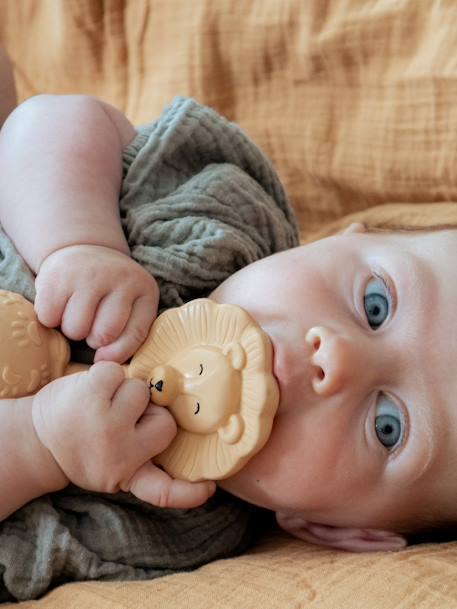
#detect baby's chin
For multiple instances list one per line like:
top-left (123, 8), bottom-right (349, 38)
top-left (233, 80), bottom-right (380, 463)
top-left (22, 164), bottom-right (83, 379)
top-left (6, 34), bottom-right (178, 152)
top-left (214, 421), bottom-right (294, 513)
top-left (216, 473), bottom-right (273, 510)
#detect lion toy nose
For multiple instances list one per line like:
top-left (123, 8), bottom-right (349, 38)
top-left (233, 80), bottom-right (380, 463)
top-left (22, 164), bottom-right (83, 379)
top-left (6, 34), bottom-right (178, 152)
top-left (148, 365), bottom-right (180, 405)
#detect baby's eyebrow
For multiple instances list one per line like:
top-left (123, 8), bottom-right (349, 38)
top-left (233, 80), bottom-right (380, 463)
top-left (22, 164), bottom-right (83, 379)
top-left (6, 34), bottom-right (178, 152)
top-left (383, 246), bottom-right (439, 339)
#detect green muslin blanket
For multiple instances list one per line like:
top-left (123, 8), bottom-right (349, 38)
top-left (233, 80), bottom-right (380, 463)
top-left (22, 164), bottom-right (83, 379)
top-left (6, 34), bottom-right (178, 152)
top-left (0, 97), bottom-right (299, 601)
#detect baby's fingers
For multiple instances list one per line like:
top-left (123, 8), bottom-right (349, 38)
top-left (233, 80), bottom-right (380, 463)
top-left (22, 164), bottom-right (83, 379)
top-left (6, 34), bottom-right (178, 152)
top-left (94, 293), bottom-right (158, 363)
top-left (127, 406), bottom-right (215, 508)
top-left (86, 291), bottom-right (132, 350)
top-left (34, 279), bottom-right (71, 328)
top-left (87, 360), bottom-right (127, 401)
top-left (60, 291), bottom-right (103, 341)
top-left (127, 461), bottom-right (216, 509)
top-left (135, 404), bottom-right (177, 453)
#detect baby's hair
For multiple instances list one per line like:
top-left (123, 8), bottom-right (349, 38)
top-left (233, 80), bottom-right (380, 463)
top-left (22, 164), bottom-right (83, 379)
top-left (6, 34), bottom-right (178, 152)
top-left (403, 521), bottom-right (457, 546)
top-left (364, 223), bottom-right (457, 233)
top-left (303, 220), bottom-right (457, 245)
top-left (392, 497), bottom-right (457, 545)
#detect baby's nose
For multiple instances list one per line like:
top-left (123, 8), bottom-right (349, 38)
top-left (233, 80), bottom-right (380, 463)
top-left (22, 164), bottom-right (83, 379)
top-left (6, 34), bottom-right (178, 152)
top-left (305, 326), bottom-right (358, 397)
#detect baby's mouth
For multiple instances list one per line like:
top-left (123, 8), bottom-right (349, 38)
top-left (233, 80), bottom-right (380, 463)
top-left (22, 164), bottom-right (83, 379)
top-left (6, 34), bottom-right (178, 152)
top-left (272, 347), bottom-right (300, 413)
top-left (263, 333), bottom-right (294, 418)
top-left (266, 328), bottom-right (315, 411)
top-left (262, 326), bottom-right (293, 387)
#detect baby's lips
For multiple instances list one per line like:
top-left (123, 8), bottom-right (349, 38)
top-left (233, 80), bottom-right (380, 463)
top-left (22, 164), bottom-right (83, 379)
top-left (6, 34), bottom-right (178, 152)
top-left (271, 341), bottom-right (295, 388)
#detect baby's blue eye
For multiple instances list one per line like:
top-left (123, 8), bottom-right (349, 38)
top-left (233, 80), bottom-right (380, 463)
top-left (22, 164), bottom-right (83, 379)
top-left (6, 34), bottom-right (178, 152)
top-left (364, 276), bottom-right (390, 329)
top-left (375, 396), bottom-right (404, 450)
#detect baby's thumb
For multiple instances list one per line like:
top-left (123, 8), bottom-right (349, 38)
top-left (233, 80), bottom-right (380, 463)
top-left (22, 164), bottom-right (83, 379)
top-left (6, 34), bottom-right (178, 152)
top-left (126, 461), bottom-right (216, 509)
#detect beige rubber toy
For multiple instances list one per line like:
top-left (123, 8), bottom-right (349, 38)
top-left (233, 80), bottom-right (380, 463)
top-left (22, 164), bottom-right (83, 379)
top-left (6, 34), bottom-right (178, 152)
top-left (0, 291), bottom-right (279, 482)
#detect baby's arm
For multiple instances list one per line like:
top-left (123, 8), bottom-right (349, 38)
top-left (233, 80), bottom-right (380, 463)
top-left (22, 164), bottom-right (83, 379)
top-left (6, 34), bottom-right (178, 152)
top-left (0, 394), bottom-right (67, 520)
top-left (0, 93), bottom-right (133, 270)
top-left (0, 94), bottom-right (158, 363)
top-left (0, 363), bottom-right (215, 520)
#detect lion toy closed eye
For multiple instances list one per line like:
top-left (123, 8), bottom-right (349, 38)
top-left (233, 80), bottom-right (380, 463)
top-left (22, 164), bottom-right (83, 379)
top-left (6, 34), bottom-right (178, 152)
top-left (0, 292), bottom-right (279, 481)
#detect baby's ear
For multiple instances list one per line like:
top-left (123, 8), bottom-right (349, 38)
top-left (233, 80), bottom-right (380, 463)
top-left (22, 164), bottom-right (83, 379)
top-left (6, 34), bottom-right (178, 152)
top-left (275, 512), bottom-right (407, 553)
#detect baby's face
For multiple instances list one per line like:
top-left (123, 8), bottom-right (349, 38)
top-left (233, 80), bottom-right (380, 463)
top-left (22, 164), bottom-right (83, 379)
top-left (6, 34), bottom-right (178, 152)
top-left (210, 226), bottom-right (457, 531)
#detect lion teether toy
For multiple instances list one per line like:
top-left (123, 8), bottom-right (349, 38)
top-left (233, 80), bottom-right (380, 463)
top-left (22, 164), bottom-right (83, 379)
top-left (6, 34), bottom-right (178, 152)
top-left (0, 291), bottom-right (279, 482)
top-left (128, 298), bottom-right (279, 481)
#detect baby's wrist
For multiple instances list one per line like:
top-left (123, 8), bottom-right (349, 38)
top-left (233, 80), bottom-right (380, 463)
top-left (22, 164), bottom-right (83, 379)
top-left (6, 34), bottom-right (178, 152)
top-left (24, 395), bottom-right (69, 494)
top-left (36, 240), bottom-right (131, 275)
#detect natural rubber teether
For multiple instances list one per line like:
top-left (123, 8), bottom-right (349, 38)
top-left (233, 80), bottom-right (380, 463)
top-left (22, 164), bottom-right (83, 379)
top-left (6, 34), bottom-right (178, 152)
top-left (0, 291), bottom-right (279, 482)
top-left (0, 290), bottom-right (70, 397)
top-left (128, 298), bottom-right (279, 481)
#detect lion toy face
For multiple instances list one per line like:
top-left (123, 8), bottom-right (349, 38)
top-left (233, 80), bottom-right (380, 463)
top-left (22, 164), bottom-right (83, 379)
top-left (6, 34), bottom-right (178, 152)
top-left (128, 299), bottom-right (279, 482)
top-left (148, 343), bottom-right (246, 441)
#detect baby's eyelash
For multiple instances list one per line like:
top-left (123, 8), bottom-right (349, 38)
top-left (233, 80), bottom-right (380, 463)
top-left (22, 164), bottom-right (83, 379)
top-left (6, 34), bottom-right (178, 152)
top-left (374, 271), bottom-right (396, 311)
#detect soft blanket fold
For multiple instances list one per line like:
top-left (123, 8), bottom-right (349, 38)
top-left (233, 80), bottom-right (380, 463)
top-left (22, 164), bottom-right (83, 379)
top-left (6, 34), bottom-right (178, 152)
top-left (0, 97), bottom-right (299, 601)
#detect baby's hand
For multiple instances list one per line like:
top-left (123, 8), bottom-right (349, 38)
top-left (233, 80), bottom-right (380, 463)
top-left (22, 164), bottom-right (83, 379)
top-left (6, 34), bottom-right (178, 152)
top-left (35, 244), bottom-right (159, 363)
top-left (32, 362), bottom-right (216, 508)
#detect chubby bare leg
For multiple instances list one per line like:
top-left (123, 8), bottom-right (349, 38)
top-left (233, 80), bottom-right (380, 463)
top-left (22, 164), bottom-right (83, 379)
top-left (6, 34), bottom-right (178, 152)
top-left (0, 47), bottom-right (17, 128)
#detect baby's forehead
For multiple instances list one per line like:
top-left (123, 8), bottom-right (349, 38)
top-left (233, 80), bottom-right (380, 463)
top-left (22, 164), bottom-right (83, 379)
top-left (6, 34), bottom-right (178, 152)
top-left (363, 227), bottom-right (457, 249)
top-left (342, 228), bottom-right (457, 271)
top-left (366, 229), bottom-right (457, 311)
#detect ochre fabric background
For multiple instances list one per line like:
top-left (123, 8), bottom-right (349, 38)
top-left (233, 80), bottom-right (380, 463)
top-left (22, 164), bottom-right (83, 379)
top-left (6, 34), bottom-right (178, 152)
top-left (2, 1), bottom-right (457, 607)
top-left (3, 0), bottom-right (457, 240)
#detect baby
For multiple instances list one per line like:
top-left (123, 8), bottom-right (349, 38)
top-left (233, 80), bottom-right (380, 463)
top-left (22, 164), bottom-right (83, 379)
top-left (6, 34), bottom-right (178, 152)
top-left (1, 89), bottom-right (456, 558)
